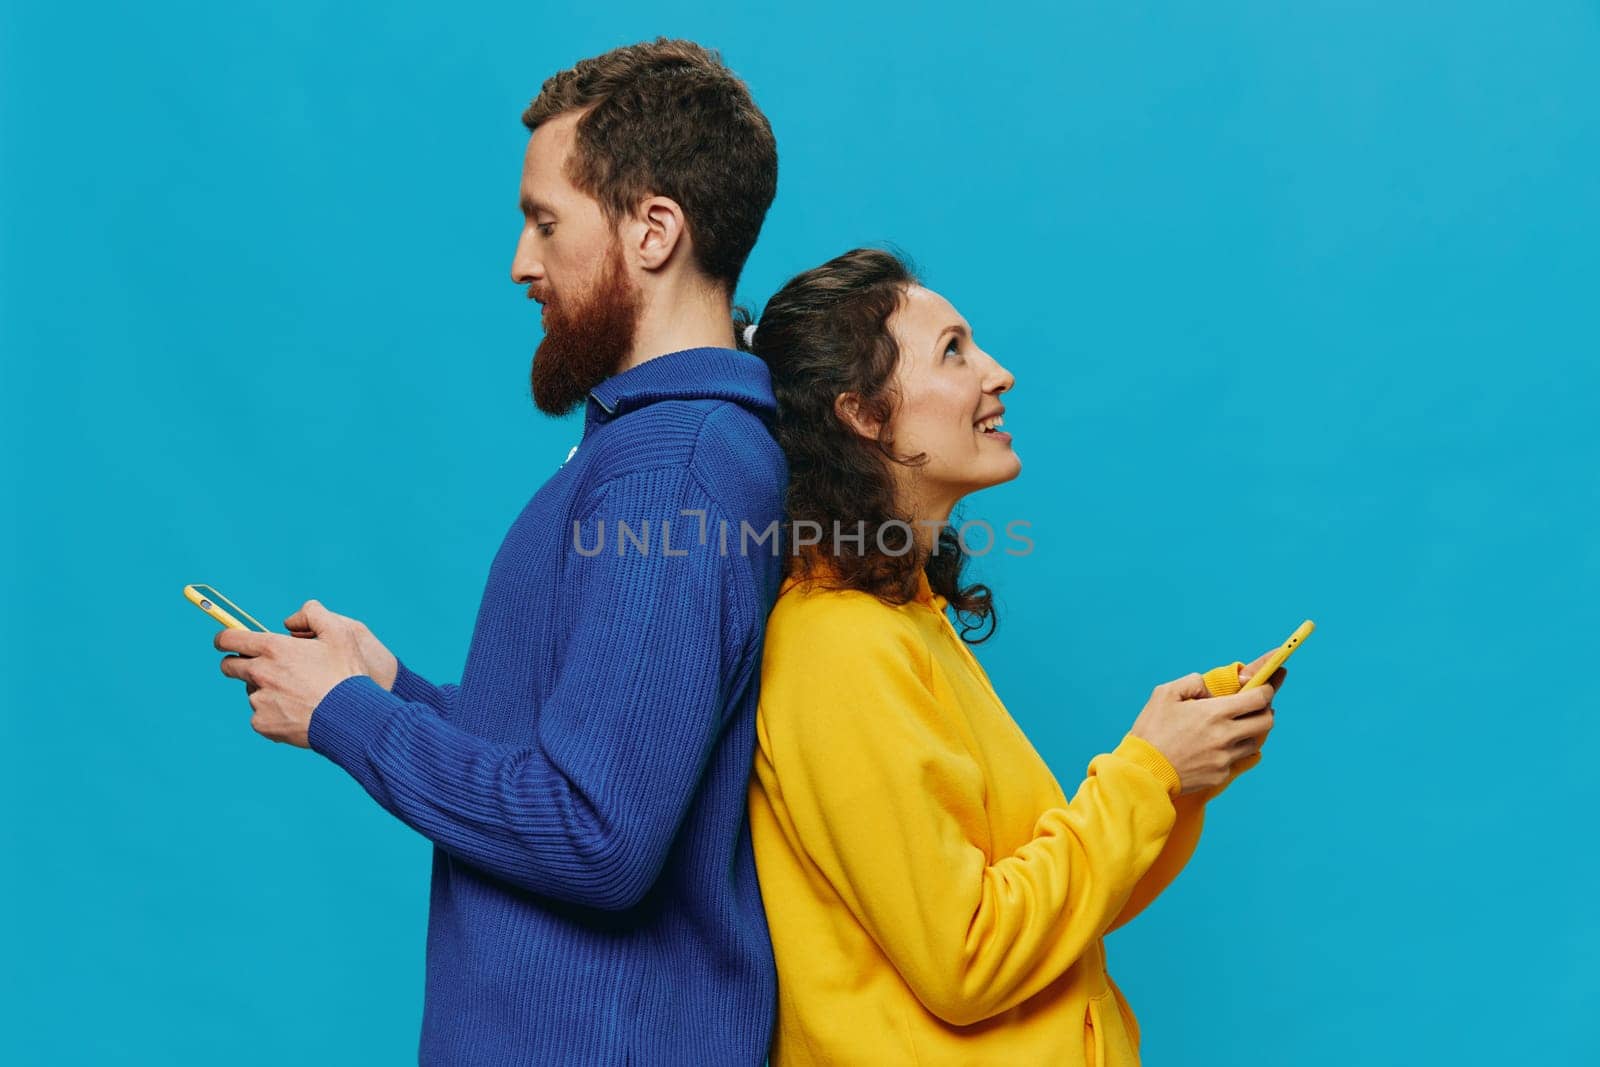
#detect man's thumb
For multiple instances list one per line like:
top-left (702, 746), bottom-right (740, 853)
top-left (283, 598), bottom-right (328, 633)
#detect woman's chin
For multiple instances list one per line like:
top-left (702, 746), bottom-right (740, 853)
top-left (994, 452), bottom-right (1023, 484)
top-left (966, 456), bottom-right (1023, 493)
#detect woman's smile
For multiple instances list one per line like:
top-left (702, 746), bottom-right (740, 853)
top-left (975, 409), bottom-right (1011, 444)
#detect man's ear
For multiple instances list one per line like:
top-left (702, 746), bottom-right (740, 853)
top-left (834, 392), bottom-right (882, 441)
top-left (633, 195), bottom-right (688, 272)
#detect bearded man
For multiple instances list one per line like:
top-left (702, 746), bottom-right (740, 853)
top-left (216, 39), bottom-right (784, 1065)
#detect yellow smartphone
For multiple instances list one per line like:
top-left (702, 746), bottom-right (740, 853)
top-left (1240, 619), bottom-right (1315, 690)
top-left (183, 583), bottom-right (271, 632)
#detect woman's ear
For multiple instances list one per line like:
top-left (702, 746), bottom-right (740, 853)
top-left (634, 195), bottom-right (687, 272)
top-left (834, 392), bottom-right (882, 441)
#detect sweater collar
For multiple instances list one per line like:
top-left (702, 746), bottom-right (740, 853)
top-left (584, 346), bottom-right (776, 433)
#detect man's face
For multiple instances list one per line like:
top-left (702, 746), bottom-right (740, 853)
top-left (511, 111), bottom-right (643, 416)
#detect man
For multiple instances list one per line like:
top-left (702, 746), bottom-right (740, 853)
top-left (216, 39), bottom-right (784, 1064)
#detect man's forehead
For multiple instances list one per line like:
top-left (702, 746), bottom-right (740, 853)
top-left (520, 115), bottom-right (581, 201)
top-left (525, 110), bottom-right (585, 164)
top-left (520, 190), bottom-right (557, 217)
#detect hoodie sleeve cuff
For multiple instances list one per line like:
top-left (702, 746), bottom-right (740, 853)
top-left (1115, 733), bottom-right (1183, 799)
top-left (307, 674), bottom-right (399, 772)
top-left (1203, 661), bottom-right (1245, 696)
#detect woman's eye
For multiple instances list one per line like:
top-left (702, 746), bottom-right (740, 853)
top-left (943, 337), bottom-right (962, 360)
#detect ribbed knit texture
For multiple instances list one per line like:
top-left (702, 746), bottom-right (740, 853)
top-left (308, 347), bottom-right (787, 1066)
top-left (1202, 660), bottom-right (1246, 696)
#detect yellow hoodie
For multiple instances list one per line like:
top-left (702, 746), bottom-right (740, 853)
top-left (748, 566), bottom-right (1249, 1065)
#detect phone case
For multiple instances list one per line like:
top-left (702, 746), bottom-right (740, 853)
top-left (183, 584), bottom-right (271, 632)
top-left (1239, 619), bottom-right (1315, 690)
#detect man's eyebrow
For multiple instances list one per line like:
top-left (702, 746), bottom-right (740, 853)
top-left (520, 194), bottom-right (555, 217)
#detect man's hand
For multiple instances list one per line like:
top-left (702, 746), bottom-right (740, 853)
top-left (215, 599), bottom-right (394, 748)
top-left (283, 600), bottom-right (399, 691)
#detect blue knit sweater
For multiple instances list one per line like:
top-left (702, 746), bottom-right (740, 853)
top-left (307, 347), bottom-right (787, 1065)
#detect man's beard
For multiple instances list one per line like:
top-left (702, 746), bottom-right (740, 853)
top-left (529, 240), bottom-right (643, 417)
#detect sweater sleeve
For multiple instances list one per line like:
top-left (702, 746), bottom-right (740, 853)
top-left (1104, 793), bottom-right (1205, 934)
top-left (307, 471), bottom-right (753, 910)
top-left (389, 659), bottom-right (459, 719)
top-left (756, 607), bottom-right (1181, 1027)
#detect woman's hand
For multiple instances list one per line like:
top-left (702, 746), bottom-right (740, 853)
top-left (1129, 670), bottom-right (1278, 796)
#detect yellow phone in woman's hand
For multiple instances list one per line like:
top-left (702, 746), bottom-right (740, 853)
top-left (1240, 619), bottom-right (1315, 690)
top-left (183, 583), bottom-right (271, 632)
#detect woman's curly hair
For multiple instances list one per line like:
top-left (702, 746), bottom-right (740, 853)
top-left (745, 248), bottom-right (998, 642)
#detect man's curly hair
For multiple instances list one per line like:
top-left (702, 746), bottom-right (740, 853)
top-left (523, 38), bottom-right (778, 295)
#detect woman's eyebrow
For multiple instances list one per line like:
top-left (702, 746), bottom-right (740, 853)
top-left (933, 323), bottom-right (971, 354)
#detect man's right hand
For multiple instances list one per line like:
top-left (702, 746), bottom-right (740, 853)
top-left (1130, 670), bottom-right (1277, 796)
top-left (283, 599), bottom-right (400, 691)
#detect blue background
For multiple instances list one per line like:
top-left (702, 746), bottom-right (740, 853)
top-left (4, 1), bottom-right (1596, 1063)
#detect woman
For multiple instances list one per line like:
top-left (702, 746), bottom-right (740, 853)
top-left (745, 249), bottom-right (1286, 1065)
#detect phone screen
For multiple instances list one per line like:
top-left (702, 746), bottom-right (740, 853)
top-left (191, 585), bottom-right (270, 632)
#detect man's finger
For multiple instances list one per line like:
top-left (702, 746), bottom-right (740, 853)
top-left (285, 599), bottom-right (332, 634)
top-left (219, 654), bottom-right (255, 684)
top-left (215, 628), bottom-right (275, 656)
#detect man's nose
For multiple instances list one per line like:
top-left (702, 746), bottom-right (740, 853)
top-left (510, 231), bottom-right (544, 286)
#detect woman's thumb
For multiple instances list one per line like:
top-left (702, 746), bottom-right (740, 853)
top-left (1169, 671), bottom-right (1214, 700)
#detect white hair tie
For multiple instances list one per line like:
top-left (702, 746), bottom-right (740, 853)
top-left (742, 322), bottom-right (759, 348)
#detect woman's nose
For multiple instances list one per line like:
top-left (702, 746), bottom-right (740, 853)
top-left (986, 355), bottom-right (1016, 394)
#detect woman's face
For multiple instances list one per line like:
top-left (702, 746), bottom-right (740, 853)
top-left (871, 284), bottom-right (1020, 515)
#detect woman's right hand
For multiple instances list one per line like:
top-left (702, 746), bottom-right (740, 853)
top-left (1129, 672), bottom-right (1276, 795)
